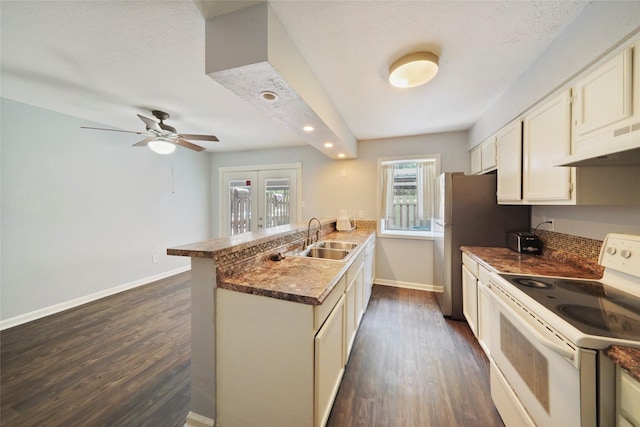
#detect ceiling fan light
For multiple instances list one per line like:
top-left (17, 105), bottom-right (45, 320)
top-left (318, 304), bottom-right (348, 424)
top-left (389, 51), bottom-right (439, 88)
top-left (148, 137), bottom-right (176, 155)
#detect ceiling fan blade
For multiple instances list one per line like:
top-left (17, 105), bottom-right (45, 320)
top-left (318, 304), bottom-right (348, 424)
top-left (81, 126), bottom-right (146, 135)
top-left (179, 133), bottom-right (220, 142)
top-left (175, 138), bottom-right (206, 151)
top-left (132, 137), bottom-right (155, 147)
top-left (137, 114), bottom-right (162, 132)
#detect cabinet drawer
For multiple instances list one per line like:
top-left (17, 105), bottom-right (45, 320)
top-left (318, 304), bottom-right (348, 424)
top-left (314, 275), bottom-right (346, 331)
top-left (479, 265), bottom-right (492, 285)
top-left (462, 253), bottom-right (479, 277)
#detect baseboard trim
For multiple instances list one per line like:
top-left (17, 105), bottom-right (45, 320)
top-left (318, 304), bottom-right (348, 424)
top-left (0, 265), bottom-right (191, 331)
top-left (374, 278), bottom-right (442, 293)
top-left (184, 411), bottom-right (215, 427)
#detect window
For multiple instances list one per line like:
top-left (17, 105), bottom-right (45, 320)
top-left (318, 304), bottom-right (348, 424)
top-left (378, 155), bottom-right (440, 238)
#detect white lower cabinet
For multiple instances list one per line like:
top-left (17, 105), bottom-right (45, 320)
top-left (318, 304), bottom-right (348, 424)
top-left (477, 265), bottom-right (493, 357)
top-left (462, 264), bottom-right (478, 337)
top-left (315, 295), bottom-right (345, 427)
top-left (216, 236), bottom-right (373, 427)
top-left (617, 367), bottom-right (640, 427)
top-left (462, 253), bottom-right (479, 338)
top-left (363, 240), bottom-right (375, 308)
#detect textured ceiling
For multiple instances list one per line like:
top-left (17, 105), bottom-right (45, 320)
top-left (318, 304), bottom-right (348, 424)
top-left (0, 0), bottom-right (590, 154)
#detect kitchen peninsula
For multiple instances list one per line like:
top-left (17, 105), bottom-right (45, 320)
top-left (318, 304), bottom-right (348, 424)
top-left (168, 219), bottom-right (375, 427)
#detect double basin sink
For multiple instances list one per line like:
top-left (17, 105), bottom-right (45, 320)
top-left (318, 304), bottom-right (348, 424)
top-left (287, 240), bottom-right (357, 261)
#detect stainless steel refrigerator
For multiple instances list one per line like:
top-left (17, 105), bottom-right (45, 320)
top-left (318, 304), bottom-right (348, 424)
top-left (433, 172), bottom-right (530, 320)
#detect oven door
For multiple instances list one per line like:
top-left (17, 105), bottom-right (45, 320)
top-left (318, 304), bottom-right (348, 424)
top-left (486, 279), bottom-right (597, 427)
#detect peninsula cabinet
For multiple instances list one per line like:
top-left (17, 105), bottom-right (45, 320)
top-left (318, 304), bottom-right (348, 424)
top-left (216, 277), bottom-right (347, 427)
top-left (215, 239), bottom-right (372, 427)
top-left (572, 40), bottom-right (640, 157)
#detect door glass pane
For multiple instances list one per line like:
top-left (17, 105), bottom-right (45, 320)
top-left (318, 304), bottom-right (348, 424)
top-left (264, 177), bottom-right (290, 228)
top-left (229, 179), bottom-right (252, 235)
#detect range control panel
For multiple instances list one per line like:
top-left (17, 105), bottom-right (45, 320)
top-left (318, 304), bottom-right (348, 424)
top-left (599, 233), bottom-right (640, 278)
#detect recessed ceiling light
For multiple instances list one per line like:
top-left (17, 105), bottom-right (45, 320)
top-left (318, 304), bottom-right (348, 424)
top-left (389, 51), bottom-right (439, 88)
top-left (337, 153), bottom-right (345, 158)
top-left (260, 91), bottom-right (278, 101)
top-left (324, 142), bottom-right (334, 148)
top-left (303, 125), bottom-right (314, 132)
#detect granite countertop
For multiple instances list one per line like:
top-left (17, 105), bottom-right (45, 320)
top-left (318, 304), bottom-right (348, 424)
top-left (460, 246), bottom-right (602, 279)
top-left (462, 246), bottom-right (640, 381)
top-left (218, 229), bottom-right (374, 306)
top-left (606, 346), bottom-right (640, 382)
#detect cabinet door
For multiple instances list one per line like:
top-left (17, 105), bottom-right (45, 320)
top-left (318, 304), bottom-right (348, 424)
top-left (363, 242), bottom-right (375, 310)
top-left (470, 146), bottom-right (482, 174)
top-left (315, 295), bottom-right (345, 427)
top-left (523, 91), bottom-right (572, 201)
top-left (496, 120), bottom-right (523, 202)
top-left (354, 265), bottom-right (364, 326)
top-left (573, 47), bottom-right (632, 142)
top-left (477, 282), bottom-right (492, 357)
top-left (481, 138), bottom-right (497, 172)
top-left (618, 367), bottom-right (640, 427)
top-left (462, 265), bottom-right (478, 338)
top-left (344, 279), bottom-right (357, 361)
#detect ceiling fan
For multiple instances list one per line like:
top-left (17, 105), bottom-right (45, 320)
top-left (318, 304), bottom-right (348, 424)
top-left (81, 110), bottom-right (219, 154)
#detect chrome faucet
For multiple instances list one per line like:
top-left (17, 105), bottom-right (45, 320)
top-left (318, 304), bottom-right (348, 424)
top-left (305, 217), bottom-right (322, 249)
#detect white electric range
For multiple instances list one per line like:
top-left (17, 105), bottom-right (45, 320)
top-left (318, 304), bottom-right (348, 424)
top-left (485, 233), bottom-right (640, 427)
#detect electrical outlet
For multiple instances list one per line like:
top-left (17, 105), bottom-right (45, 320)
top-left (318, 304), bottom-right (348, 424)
top-left (152, 254), bottom-right (159, 264)
top-left (547, 218), bottom-right (554, 231)
top-left (359, 210), bottom-right (364, 219)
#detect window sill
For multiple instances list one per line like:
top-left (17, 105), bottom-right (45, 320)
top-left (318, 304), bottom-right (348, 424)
top-left (377, 229), bottom-right (441, 241)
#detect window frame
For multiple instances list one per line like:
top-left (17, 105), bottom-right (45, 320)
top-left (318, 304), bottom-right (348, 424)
top-left (376, 154), bottom-right (441, 240)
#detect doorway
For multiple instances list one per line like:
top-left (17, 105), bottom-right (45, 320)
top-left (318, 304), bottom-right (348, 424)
top-left (220, 164), bottom-right (301, 236)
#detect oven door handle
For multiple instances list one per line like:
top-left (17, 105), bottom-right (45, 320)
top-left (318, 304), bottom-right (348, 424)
top-left (489, 286), bottom-right (575, 361)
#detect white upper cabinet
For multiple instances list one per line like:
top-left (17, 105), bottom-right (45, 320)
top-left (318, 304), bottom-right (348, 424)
top-left (470, 145), bottom-right (482, 174)
top-left (470, 135), bottom-right (497, 175)
top-left (496, 119), bottom-right (522, 203)
top-left (523, 90), bottom-right (572, 202)
top-left (571, 39), bottom-right (640, 158)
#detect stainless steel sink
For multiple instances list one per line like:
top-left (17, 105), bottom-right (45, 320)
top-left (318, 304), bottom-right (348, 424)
top-left (305, 247), bottom-right (349, 260)
top-left (317, 241), bottom-right (357, 250)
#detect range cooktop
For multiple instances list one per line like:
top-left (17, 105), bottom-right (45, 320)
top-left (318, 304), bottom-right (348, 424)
top-left (498, 274), bottom-right (640, 342)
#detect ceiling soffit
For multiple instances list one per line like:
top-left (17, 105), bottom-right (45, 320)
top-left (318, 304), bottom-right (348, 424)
top-left (205, 3), bottom-right (357, 159)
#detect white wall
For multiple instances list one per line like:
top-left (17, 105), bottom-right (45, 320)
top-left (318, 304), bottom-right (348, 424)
top-left (468, 2), bottom-right (640, 241)
top-left (211, 131), bottom-right (469, 288)
top-left (1, 99), bottom-right (211, 324)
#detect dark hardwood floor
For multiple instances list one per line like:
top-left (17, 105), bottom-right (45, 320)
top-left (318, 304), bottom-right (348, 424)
top-left (1, 275), bottom-right (502, 427)
top-left (327, 285), bottom-right (504, 427)
top-left (0, 272), bottom-right (191, 427)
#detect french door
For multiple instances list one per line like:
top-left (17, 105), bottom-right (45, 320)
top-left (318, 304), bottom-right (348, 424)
top-left (220, 164), bottom-right (301, 236)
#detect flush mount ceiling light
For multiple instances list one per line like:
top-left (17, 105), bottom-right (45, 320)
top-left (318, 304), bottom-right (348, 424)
top-left (148, 137), bottom-right (176, 155)
top-left (303, 125), bottom-right (314, 132)
top-left (389, 51), bottom-right (439, 88)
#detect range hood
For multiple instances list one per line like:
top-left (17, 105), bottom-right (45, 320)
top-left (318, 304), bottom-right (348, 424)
top-left (556, 123), bottom-right (640, 166)
top-left (205, 3), bottom-right (357, 159)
